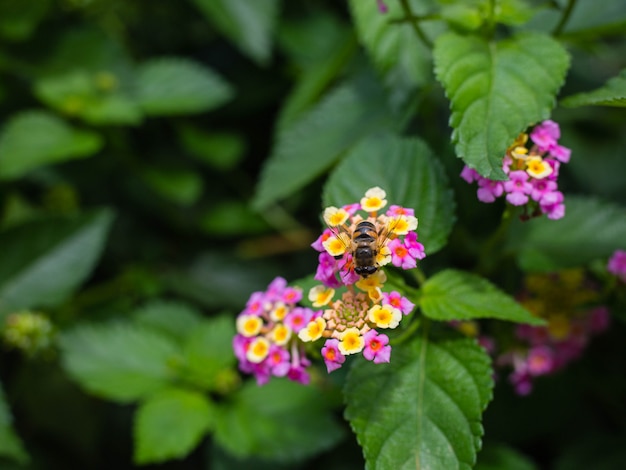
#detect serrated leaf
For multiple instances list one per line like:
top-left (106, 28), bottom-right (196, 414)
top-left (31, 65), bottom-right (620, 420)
top-left (133, 301), bottom-right (204, 343)
top-left (183, 315), bottom-right (236, 390)
top-left (0, 381), bottom-right (28, 464)
top-left (0, 111), bottom-right (103, 179)
top-left (323, 133), bottom-right (455, 255)
top-left (191, 0), bottom-right (279, 65)
top-left (214, 379), bottom-right (345, 462)
top-left (137, 58), bottom-right (234, 116)
top-left (348, 0), bottom-right (432, 87)
top-left (0, 210), bottom-right (113, 319)
top-left (434, 32), bottom-right (569, 179)
top-left (60, 322), bottom-right (179, 403)
top-left (254, 72), bottom-right (399, 210)
top-left (561, 69), bottom-right (626, 107)
top-left (134, 388), bottom-right (214, 465)
top-left (508, 196), bottom-right (626, 272)
top-left (345, 337), bottom-right (493, 470)
top-left (420, 270), bottom-right (543, 325)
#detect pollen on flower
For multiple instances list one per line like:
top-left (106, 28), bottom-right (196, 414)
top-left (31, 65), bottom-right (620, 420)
top-left (236, 314), bottom-right (263, 337)
top-left (338, 328), bottom-right (365, 355)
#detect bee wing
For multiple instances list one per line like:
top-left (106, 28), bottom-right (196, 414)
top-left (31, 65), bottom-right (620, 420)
top-left (376, 216), bottom-right (402, 250)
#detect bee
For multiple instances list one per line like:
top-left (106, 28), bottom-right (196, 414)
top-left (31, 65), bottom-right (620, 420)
top-left (326, 218), bottom-right (398, 279)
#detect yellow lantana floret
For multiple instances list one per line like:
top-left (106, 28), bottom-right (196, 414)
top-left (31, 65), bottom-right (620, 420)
top-left (270, 323), bottom-right (292, 346)
top-left (308, 285), bottom-right (335, 307)
top-left (388, 215), bottom-right (418, 236)
top-left (360, 187), bottom-right (387, 213)
top-left (298, 317), bottom-right (326, 342)
top-left (368, 305), bottom-right (402, 329)
top-left (323, 233), bottom-right (349, 257)
top-left (236, 314), bottom-right (263, 337)
top-left (246, 337), bottom-right (270, 363)
top-left (338, 327), bottom-right (365, 355)
top-left (525, 156), bottom-right (553, 179)
top-left (355, 270), bottom-right (386, 292)
top-left (270, 302), bottom-right (289, 322)
top-left (323, 206), bottom-right (349, 227)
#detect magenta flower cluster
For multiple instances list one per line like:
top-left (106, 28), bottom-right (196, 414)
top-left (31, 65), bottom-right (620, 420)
top-left (233, 277), bottom-right (319, 386)
top-left (607, 250), bottom-right (626, 283)
top-left (461, 120), bottom-right (571, 220)
top-left (494, 306), bottom-right (610, 395)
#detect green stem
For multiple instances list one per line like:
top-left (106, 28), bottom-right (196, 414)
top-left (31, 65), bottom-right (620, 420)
top-left (398, 0), bottom-right (433, 48)
top-left (553, 0), bottom-right (577, 36)
top-left (475, 205), bottom-right (516, 276)
top-left (392, 315), bottom-right (422, 346)
top-left (486, 0), bottom-right (497, 36)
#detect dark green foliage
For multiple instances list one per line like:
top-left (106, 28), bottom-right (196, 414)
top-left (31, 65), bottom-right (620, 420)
top-left (0, 1), bottom-right (625, 469)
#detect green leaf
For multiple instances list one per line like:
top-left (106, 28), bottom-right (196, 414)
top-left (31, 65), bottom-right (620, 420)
top-left (34, 70), bottom-right (142, 125)
top-left (433, 32), bottom-right (569, 179)
top-left (0, 0), bottom-right (50, 41)
top-left (0, 210), bottom-right (114, 319)
top-left (561, 69), bottom-right (626, 107)
top-left (199, 200), bottom-right (270, 236)
top-left (420, 270), bottom-right (543, 325)
top-left (276, 11), bottom-right (356, 127)
top-left (178, 126), bottom-right (245, 171)
top-left (345, 337), bottom-right (493, 470)
top-left (191, 0), bottom-right (280, 65)
top-left (214, 379), bottom-right (345, 462)
top-left (183, 315), bottom-right (237, 390)
top-left (253, 72), bottom-right (399, 210)
top-left (60, 322), bottom-right (179, 403)
top-left (0, 381), bottom-right (28, 464)
top-left (137, 58), bottom-right (234, 116)
top-left (348, 0), bottom-right (432, 87)
top-left (508, 196), bottom-right (626, 272)
top-left (134, 388), bottom-right (214, 465)
top-left (133, 301), bottom-right (204, 343)
top-left (323, 133), bottom-right (456, 255)
top-left (0, 111), bottom-right (103, 179)
top-left (140, 167), bottom-right (204, 206)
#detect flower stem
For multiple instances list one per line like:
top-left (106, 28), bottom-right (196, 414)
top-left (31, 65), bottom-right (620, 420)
top-left (553, 0), bottom-right (577, 36)
top-left (476, 205), bottom-right (516, 275)
top-left (398, 0), bottom-right (433, 48)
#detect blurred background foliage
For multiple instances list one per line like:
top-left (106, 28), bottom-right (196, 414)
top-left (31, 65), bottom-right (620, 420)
top-left (0, 0), bottom-right (625, 469)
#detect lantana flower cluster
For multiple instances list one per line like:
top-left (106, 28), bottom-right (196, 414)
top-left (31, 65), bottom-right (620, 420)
top-left (607, 249), bottom-right (626, 283)
top-left (233, 277), bottom-right (317, 385)
top-left (461, 120), bottom-right (571, 220)
top-left (302, 187), bottom-right (423, 373)
top-left (456, 270), bottom-right (610, 396)
top-left (311, 187), bottom-right (425, 288)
